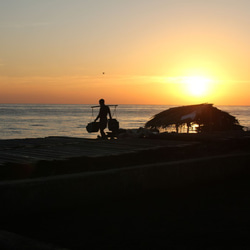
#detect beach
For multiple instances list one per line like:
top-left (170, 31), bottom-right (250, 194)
top-left (2, 0), bottom-right (250, 247)
top-left (1, 132), bottom-right (250, 249)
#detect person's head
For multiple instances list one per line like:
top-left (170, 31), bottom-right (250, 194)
top-left (99, 99), bottom-right (105, 106)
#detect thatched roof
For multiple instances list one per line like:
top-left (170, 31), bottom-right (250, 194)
top-left (145, 103), bottom-right (243, 133)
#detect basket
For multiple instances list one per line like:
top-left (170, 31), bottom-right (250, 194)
top-left (86, 122), bottom-right (100, 133)
top-left (108, 119), bottom-right (119, 131)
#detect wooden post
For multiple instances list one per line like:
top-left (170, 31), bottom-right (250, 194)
top-left (175, 124), bottom-right (179, 133)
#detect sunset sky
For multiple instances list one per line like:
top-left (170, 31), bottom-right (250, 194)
top-left (1, 0), bottom-right (250, 105)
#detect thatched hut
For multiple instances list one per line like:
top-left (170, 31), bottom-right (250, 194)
top-left (145, 103), bottom-right (243, 133)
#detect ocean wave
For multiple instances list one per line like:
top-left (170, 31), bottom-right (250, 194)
top-left (30, 124), bottom-right (45, 127)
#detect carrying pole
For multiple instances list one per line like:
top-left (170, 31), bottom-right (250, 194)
top-left (91, 105), bottom-right (118, 119)
top-left (91, 105), bottom-right (118, 108)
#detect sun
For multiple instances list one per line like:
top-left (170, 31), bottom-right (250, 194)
top-left (182, 76), bottom-right (211, 97)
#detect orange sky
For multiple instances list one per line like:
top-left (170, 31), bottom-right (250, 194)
top-left (1, 1), bottom-right (250, 105)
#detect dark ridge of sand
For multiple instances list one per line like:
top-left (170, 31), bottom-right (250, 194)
top-left (0, 131), bottom-right (250, 181)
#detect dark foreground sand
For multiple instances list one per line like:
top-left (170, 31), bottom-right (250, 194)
top-left (1, 132), bottom-right (250, 249)
top-left (2, 178), bottom-right (250, 249)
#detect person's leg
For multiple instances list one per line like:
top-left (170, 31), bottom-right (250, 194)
top-left (100, 128), bottom-right (106, 138)
top-left (99, 118), bottom-right (107, 139)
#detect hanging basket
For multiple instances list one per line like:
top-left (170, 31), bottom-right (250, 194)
top-left (108, 119), bottom-right (119, 131)
top-left (86, 122), bottom-right (100, 133)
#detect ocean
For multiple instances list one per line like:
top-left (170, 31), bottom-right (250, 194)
top-left (0, 104), bottom-right (249, 140)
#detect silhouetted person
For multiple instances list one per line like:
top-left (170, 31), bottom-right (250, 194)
top-left (94, 99), bottom-right (112, 139)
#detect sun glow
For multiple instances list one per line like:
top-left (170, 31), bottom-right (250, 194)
top-left (182, 76), bottom-right (211, 97)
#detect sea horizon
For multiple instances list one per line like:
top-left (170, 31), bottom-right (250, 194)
top-left (0, 103), bottom-right (250, 106)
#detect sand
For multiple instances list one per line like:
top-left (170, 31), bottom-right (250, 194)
top-left (1, 132), bottom-right (250, 249)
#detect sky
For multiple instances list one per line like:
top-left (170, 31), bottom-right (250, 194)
top-left (0, 0), bottom-right (250, 105)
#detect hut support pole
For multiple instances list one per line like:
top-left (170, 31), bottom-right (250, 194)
top-left (187, 123), bottom-right (189, 133)
top-left (176, 124), bottom-right (179, 133)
